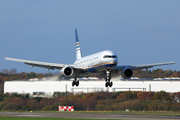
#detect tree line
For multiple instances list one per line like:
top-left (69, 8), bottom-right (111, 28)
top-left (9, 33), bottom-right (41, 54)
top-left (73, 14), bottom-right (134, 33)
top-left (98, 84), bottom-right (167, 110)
top-left (133, 69), bottom-right (180, 78)
top-left (0, 91), bottom-right (180, 111)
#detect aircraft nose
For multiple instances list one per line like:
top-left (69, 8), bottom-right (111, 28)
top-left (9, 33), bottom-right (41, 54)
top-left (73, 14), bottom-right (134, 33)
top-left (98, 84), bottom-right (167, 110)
top-left (113, 58), bottom-right (118, 65)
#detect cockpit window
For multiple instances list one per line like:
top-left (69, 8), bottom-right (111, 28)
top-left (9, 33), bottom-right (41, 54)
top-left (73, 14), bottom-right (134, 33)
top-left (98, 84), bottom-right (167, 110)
top-left (103, 55), bottom-right (117, 58)
top-left (113, 55), bottom-right (117, 58)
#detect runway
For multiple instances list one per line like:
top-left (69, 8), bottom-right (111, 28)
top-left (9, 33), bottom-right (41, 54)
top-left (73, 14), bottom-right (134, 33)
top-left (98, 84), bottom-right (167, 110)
top-left (0, 112), bottom-right (180, 120)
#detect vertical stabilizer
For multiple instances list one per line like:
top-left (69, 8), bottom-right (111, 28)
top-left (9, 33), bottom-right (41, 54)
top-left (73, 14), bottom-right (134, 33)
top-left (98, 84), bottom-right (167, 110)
top-left (75, 29), bottom-right (82, 60)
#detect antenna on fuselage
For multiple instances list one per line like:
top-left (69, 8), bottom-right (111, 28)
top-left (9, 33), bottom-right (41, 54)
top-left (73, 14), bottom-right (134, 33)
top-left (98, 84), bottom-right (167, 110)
top-left (75, 29), bottom-right (82, 60)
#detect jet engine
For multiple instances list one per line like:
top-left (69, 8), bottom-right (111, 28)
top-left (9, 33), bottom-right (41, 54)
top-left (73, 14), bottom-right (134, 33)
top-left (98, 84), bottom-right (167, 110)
top-left (121, 68), bottom-right (133, 79)
top-left (60, 66), bottom-right (74, 77)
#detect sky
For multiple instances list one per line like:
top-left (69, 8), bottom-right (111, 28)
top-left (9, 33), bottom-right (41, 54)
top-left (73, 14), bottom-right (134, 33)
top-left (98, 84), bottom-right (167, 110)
top-left (0, 0), bottom-right (179, 73)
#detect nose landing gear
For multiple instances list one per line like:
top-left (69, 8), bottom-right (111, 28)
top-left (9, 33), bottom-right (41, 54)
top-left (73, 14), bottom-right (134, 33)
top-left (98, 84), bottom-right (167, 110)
top-left (105, 70), bottom-right (113, 87)
top-left (105, 81), bottom-right (113, 87)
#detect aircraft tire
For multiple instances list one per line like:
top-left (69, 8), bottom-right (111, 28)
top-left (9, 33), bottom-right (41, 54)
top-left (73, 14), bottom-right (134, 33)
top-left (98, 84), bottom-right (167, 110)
top-left (105, 82), bottom-right (108, 87)
top-left (109, 82), bottom-right (113, 87)
top-left (76, 81), bottom-right (79, 87)
top-left (72, 82), bottom-right (74, 86)
top-left (72, 81), bottom-right (76, 86)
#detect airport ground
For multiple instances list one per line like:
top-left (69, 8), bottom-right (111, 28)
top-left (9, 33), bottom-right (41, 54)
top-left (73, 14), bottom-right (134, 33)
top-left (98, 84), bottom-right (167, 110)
top-left (0, 111), bottom-right (180, 120)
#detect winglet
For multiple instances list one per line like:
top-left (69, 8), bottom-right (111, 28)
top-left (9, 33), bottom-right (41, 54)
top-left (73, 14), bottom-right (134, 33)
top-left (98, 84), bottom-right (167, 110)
top-left (75, 29), bottom-right (82, 60)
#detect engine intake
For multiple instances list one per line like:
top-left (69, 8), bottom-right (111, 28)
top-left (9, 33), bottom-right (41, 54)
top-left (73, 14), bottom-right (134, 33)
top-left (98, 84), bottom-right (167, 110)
top-left (60, 66), bottom-right (74, 77)
top-left (121, 68), bottom-right (133, 79)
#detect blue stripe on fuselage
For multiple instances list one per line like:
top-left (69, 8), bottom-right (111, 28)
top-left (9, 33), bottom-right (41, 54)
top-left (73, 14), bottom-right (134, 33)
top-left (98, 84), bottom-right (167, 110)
top-left (87, 63), bottom-right (117, 72)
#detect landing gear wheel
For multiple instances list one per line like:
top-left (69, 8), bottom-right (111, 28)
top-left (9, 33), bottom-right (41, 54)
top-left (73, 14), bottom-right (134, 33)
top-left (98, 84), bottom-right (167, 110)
top-left (72, 80), bottom-right (79, 87)
top-left (105, 82), bottom-right (108, 87)
top-left (105, 81), bottom-right (113, 87)
top-left (109, 82), bottom-right (113, 87)
top-left (76, 81), bottom-right (79, 87)
top-left (72, 74), bottom-right (79, 87)
top-left (72, 81), bottom-right (76, 86)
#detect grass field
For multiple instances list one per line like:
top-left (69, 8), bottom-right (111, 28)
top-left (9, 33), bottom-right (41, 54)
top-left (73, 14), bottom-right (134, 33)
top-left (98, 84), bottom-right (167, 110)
top-left (1, 111), bottom-right (180, 115)
top-left (12, 111), bottom-right (180, 116)
top-left (0, 117), bottom-right (120, 120)
top-left (0, 111), bottom-right (180, 120)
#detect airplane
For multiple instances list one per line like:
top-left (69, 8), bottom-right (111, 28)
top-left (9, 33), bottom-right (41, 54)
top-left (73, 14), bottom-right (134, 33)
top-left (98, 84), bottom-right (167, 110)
top-left (4, 29), bottom-right (175, 87)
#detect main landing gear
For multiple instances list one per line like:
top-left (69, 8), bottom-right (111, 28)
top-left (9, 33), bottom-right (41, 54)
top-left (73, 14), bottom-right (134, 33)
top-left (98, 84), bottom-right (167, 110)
top-left (105, 70), bottom-right (113, 87)
top-left (72, 75), bottom-right (79, 87)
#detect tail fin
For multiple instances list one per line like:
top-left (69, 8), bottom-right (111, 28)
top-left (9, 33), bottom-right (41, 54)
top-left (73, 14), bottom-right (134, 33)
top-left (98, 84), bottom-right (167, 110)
top-left (75, 29), bottom-right (82, 60)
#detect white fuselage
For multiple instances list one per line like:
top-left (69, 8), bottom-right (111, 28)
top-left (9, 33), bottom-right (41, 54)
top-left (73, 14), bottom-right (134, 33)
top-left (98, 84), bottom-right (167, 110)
top-left (74, 50), bottom-right (118, 72)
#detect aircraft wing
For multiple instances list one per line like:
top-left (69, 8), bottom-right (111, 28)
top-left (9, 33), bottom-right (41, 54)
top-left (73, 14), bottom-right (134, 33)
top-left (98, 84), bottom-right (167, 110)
top-left (112, 61), bottom-right (175, 70)
top-left (4, 57), bottom-right (87, 71)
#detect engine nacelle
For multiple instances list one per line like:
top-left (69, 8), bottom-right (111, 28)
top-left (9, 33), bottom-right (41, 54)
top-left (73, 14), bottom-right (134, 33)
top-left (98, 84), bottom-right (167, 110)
top-left (121, 68), bottom-right (133, 79)
top-left (60, 66), bottom-right (74, 77)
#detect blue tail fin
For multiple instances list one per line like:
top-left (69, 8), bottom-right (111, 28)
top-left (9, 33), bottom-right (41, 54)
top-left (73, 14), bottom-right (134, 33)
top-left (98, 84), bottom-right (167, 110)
top-left (75, 29), bottom-right (82, 60)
